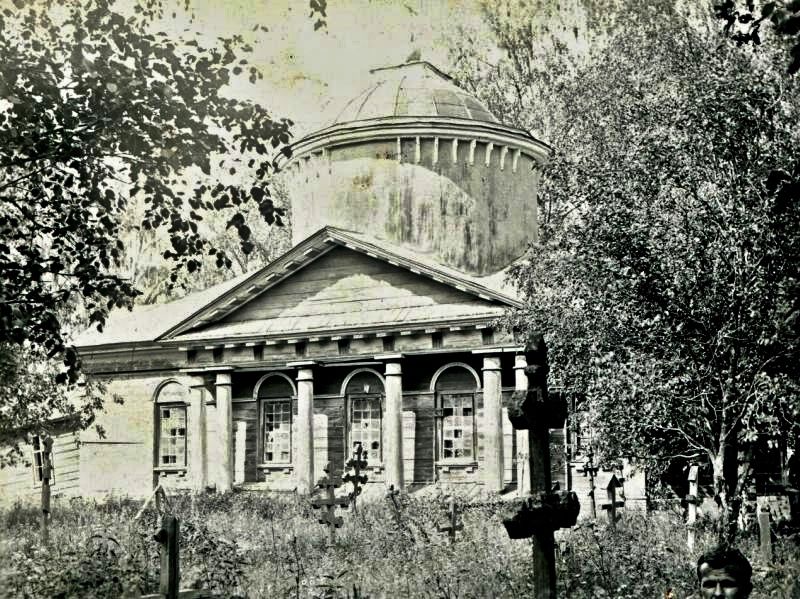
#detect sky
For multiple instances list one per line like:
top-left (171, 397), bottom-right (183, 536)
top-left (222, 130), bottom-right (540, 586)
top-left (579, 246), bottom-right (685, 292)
top-left (167, 0), bottom-right (487, 136)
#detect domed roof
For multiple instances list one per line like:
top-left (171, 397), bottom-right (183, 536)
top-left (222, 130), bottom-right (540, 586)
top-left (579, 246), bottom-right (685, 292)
top-left (328, 61), bottom-right (500, 126)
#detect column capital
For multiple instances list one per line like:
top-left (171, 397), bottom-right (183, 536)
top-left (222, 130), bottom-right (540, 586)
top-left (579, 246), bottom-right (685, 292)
top-left (287, 360), bottom-right (317, 368)
top-left (482, 355), bottom-right (502, 371)
top-left (296, 368), bottom-right (314, 382)
top-left (215, 372), bottom-right (232, 386)
top-left (374, 353), bottom-right (403, 361)
top-left (514, 354), bottom-right (528, 370)
top-left (385, 362), bottom-right (402, 376)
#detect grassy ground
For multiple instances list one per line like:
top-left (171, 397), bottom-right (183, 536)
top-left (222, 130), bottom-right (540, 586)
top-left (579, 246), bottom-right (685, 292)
top-left (0, 489), bottom-right (797, 598)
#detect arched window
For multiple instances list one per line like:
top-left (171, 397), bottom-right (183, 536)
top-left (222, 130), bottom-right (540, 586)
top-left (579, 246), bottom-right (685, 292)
top-left (155, 381), bottom-right (189, 469)
top-left (433, 364), bottom-right (480, 461)
top-left (343, 369), bottom-right (385, 463)
top-left (256, 374), bottom-right (295, 465)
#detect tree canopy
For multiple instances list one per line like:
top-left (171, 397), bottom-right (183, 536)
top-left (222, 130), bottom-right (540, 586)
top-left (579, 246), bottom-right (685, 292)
top-left (452, 1), bottom-right (800, 543)
top-left (0, 0), bottom-right (293, 455)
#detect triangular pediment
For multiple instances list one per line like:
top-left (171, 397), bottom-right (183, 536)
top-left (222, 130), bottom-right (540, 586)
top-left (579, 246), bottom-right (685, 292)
top-left (162, 227), bottom-right (518, 344)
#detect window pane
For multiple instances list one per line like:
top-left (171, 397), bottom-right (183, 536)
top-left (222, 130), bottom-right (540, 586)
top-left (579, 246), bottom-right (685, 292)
top-left (441, 393), bottom-right (475, 460)
top-left (159, 406), bottom-right (187, 467)
top-left (263, 400), bottom-right (291, 463)
top-left (350, 395), bottom-right (382, 462)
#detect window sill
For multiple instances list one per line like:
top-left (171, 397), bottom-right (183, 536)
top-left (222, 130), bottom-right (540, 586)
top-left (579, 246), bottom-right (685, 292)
top-left (154, 467), bottom-right (187, 476)
top-left (436, 461), bottom-right (478, 473)
top-left (258, 463), bottom-right (293, 473)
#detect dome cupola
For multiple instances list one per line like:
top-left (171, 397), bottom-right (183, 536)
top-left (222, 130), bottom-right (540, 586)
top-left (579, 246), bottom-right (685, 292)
top-left (284, 60), bottom-right (550, 276)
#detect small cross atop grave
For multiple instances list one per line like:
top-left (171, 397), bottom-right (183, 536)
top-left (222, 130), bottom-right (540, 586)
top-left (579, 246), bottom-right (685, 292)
top-left (311, 463), bottom-right (350, 542)
top-left (343, 443), bottom-right (369, 512)
top-left (437, 496), bottom-right (463, 544)
top-left (600, 474), bottom-right (625, 528)
top-left (503, 334), bottom-right (580, 598)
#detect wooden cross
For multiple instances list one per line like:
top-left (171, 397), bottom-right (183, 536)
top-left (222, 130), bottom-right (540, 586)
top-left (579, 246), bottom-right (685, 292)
top-left (311, 463), bottom-right (350, 542)
top-left (600, 474), bottom-right (625, 528)
top-left (343, 443), bottom-right (369, 512)
top-left (437, 496), bottom-right (463, 544)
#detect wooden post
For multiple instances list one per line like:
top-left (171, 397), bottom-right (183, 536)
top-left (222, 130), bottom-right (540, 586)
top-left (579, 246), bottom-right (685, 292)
top-left (529, 419), bottom-right (557, 598)
top-left (757, 508), bottom-right (772, 563)
top-left (154, 515), bottom-right (180, 599)
top-left (581, 450), bottom-right (598, 519)
top-left (687, 465), bottom-right (699, 551)
top-left (41, 437), bottom-right (53, 545)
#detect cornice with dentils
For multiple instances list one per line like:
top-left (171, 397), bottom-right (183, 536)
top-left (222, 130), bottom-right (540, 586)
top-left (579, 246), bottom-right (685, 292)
top-left (282, 116), bottom-right (552, 168)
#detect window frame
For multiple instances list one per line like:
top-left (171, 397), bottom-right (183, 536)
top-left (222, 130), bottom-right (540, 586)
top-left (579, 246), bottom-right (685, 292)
top-left (155, 403), bottom-right (188, 472)
top-left (259, 397), bottom-right (294, 466)
top-left (436, 389), bottom-right (479, 464)
top-left (346, 392), bottom-right (384, 465)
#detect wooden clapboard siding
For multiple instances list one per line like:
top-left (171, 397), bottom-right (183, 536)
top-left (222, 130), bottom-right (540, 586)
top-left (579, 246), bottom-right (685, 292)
top-left (0, 428), bottom-right (80, 505)
top-left (404, 393), bottom-right (436, 484)
top-left (232, 402), bottom-right (259, 483)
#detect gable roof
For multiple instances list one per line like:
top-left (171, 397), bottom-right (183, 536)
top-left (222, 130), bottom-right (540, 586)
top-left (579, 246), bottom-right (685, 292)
top-left (74, 226), bottom-right (522, 349)
top-left (161, 226), bottom-right (521, 341)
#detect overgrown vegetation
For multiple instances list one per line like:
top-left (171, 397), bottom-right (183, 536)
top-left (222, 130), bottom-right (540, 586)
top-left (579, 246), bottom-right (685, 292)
top-left (0, 491), bottom-right (797, 597)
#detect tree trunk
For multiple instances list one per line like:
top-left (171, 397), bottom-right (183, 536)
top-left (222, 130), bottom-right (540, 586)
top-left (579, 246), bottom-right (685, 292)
top-left (711, 442), bottom-right (741, 546)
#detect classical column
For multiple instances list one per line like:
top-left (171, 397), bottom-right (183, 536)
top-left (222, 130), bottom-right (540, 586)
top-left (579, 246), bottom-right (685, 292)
top-left (514, 354), bottom-right (531, 496)
top-left (384, 361), bottom-right (404, 490)
top-left (483, 355), bottom-right (504, 492)
top-left (215, 372), bottom-right (233, 492)
top-left (189, 379), bottom-right (208, 491)
top-left (296, 367), bottom-right (315, 494)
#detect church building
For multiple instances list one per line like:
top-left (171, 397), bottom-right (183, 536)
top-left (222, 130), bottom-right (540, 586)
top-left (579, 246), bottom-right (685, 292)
top-left (3, 62), bottom-right (642, 506)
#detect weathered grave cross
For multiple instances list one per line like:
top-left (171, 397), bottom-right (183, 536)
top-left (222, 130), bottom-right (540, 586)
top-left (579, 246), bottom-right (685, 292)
top-left (503, 334), bottom-right (580, 599)
top-left (311, 463), bottom-right (350, 542)
top-left (437, 496), bottom-right (463, 544)
top-left (343, 443), bottom-right (368, 512)
top-left (600, 474), bottom-right (625, 528)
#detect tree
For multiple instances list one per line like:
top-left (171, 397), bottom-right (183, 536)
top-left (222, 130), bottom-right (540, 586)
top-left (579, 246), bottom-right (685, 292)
top-left (0, 0), bottom-right (293, 457)
top-left (714, 0), bottom-right (800, 74)
top-left (456, 4), bottom-right (800, 543)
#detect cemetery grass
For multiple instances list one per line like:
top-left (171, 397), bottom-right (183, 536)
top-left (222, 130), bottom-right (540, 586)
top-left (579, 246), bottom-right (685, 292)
top-left (0, 491), bottom-right (797, 598)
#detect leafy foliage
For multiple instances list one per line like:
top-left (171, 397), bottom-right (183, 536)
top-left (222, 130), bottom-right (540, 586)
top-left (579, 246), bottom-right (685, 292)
top-left (1, 493), bottom-right (797, 597)
top-left (714, 0), bottom-right (800, 74)
top-left (0, 0), bottom-right (291, 370)
top-left (453, 3), bottom-right (800, 543)
top-left (0, 0), bottom-right (293, 445)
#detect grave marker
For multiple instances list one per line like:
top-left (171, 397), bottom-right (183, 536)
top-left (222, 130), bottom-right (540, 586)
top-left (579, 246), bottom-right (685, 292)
top-left (311, 463), bottom-right (350, 542)
top-left (343, 443), bottom-right (368, 512)
top-left (503, 335), bottom-right (580, 599)
top-left (436, 496), bottom-right (463, 544)
top-left (600, 474), bottom-right (625, 528)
